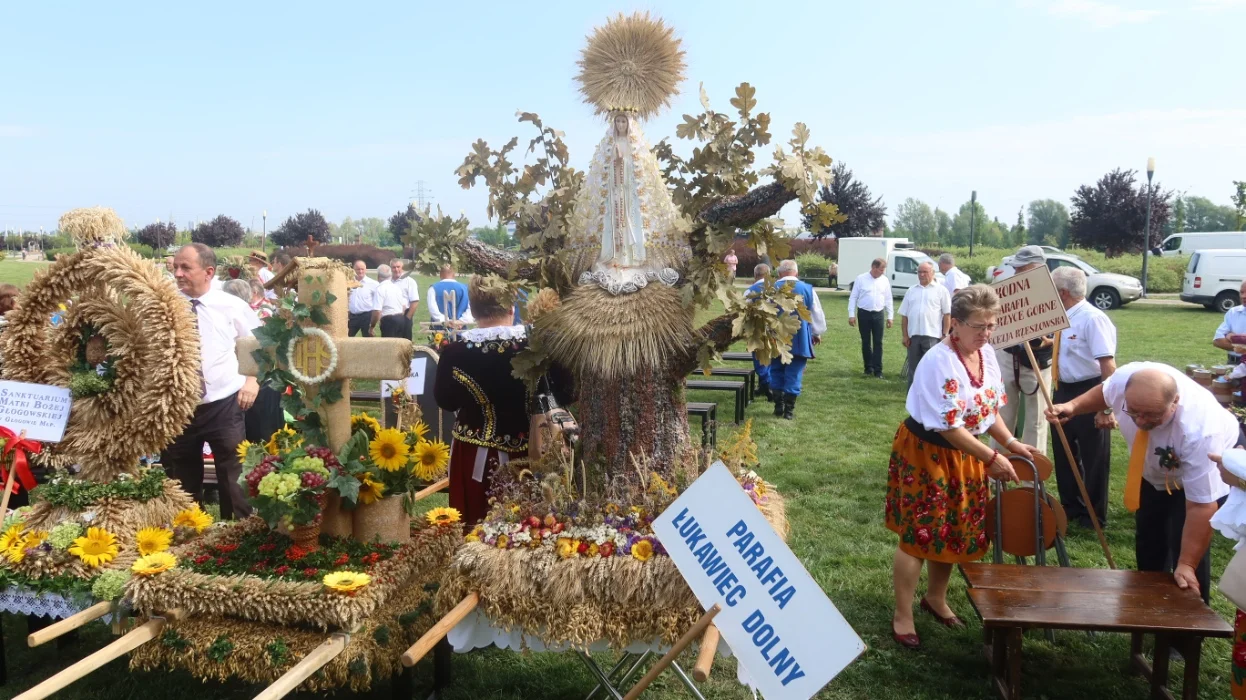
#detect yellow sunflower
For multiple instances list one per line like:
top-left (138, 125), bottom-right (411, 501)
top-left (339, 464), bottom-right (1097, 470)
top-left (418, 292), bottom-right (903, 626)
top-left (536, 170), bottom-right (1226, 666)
top-left (0, 524), bottom-right (23, 553)
top-left (411, 439), bottom-right (450, 481)
top-left (631, 539), bottom-right (654, 562)
top-left (132, 551), bottom-right (178, 576)
top-left (368, 428), bottom-right (410, 472)
top-left (407, 420), bottom-right (430, 442)
top-left (323, 570), bottom-right (371, 594)
top-left (351, 412), bottom-right (381, 439)
top-left (265, 425), bottom-right (302, 456)
top-left (425, 507), bottom-right (461, 527)
top-left (136, 527), bottom-right (173, 556)
top-left (357, 475), bottom-right (386, 504)
top-left (235, 440), bottom-right (254, 460)
top-left (6, 531), bottom-right (45, 564)
top-left (68, 527), bottom-right (119, 568)
top-left (172, 506), bottom-right (213, 533)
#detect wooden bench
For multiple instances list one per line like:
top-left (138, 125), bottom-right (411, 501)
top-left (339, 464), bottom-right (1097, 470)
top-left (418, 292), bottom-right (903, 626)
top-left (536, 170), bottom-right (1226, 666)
top-left (689, 367), bottom-right (756, 405)
top-left (960, 563), bottom-right (1232, 700)
top-left (721, 351), bottom-right (754, 363)
top-left (686, 379), bottom-right (745, 424)
top-left (686, 402), bottom-right (717, 448)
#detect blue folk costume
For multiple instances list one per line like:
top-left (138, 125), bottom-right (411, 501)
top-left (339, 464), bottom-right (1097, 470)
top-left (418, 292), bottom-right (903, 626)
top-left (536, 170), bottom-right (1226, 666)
top-left (746, 279), bottom-right (773, 401)
top-left (768, 275), bottom-right (826, 419)
top-left (430, 279), bottom-right (471, 323)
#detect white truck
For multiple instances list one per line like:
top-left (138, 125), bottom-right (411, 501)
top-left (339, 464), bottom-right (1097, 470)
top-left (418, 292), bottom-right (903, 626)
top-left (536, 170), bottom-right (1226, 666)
top-left (835, 237), bottom-right (941, 297)
top-left (1156, 231), bottom-right (1246, 257)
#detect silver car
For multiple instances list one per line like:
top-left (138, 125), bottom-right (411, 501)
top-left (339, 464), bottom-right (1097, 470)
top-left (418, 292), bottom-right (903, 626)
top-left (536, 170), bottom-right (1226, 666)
top-left (987, 253), bottom-right (1142, 310)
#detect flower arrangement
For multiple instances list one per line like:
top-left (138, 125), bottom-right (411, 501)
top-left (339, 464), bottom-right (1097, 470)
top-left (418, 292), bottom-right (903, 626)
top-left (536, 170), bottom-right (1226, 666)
top-left (32, 467), bottom-right (167, 511)
top-left (238, 441), bottom-right (350, 529)
top-left (340, 415), bottom-right (450, 505)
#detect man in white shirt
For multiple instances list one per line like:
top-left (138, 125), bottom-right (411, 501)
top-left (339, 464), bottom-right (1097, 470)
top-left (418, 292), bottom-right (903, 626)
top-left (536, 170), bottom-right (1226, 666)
top-left (347, 259), bottom-right (380, 337)
top-left (1050, 266), bottom-right (1118, 529)
top-left (164, 243), bottom-right (260, 520)
top-left (847, 257), bottom-right (893, 378)
top-left (1048, 362), bottom-right (1242, 603)
top-left (375, 264), bottom-right (410, 339)
top-left (1212, 279), bottom-right (1246, 364)
top-left (937, 253), bottom-right (971, 295)
top-left (390, 258), bottom-right (420, 339)
top-left (898, 261), bottom-right (950, 387)
top-left (990, 245), bottom-right (1053, 456)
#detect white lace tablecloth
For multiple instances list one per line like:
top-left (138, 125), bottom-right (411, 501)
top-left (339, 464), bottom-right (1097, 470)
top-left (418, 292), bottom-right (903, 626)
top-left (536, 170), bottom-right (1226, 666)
top-left (447, 609), bottom-right (757, 689)
top-left (0, 585), bottom-right (106, 621)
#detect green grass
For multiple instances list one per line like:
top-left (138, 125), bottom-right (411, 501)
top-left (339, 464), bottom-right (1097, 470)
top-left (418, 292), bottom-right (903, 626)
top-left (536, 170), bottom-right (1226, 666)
top-left (0, 260), bottom-right (51, 287)
top-left (0, 297), bottom-right (1238, 699)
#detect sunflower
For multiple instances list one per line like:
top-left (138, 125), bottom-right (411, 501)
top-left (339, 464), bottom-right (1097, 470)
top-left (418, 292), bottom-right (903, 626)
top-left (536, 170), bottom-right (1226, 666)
top-left (172, 507), bottom-right (213, 533)
top-left (132, 551), bottom-right (178, 576)
top-left (411, 439), bottom-right (450, 481)
top-left (0, 524), bottom-right (23, 553)
top-left (425, 507), bottom-right (461, 527)
top-left (407, 421), bottom-right (429, 442)
top-left (323, 570), bottom-right (371, 594)
top-left (368, 428), bottom-right (410, 472)
top-left (351, 412), bottom-right (381, 439)
top-left (265, 425), bottom-right (302, 456)
top-left (236, 440), bottom-right (254, 460)
top-left (631, 539), bottom-right (654, 562)
top-left (69, 527), bottom-right (118, 568)
top-left (5, 531), bottom-right (45, 564)
top-left (136, 527), bottom-right (173, 556)
top-left (357, 475), bottom-right (386, 505)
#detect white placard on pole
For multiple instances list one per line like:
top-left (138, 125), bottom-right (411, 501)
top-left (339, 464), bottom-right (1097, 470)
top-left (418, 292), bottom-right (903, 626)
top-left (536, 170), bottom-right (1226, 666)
top-left (381, 357), bottom-right (429, 398)
top-left (652, 462), bottom-right (865, 700)
top-left (0, 380), bottom-right (72, 442)
top-left (989, 266), bottom-right (1070, 350)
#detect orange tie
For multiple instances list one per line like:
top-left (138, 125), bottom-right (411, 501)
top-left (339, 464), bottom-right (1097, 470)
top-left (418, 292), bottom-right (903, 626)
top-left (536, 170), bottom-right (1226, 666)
top-left (1051, 332), bottom-right (1061, 390)
top-left (1124, 430), bottom-right (1150, 512)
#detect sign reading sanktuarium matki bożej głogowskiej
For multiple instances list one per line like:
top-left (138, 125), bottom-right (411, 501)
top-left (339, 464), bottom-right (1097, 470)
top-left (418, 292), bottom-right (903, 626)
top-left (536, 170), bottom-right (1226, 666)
top-left (652, 462), bottom-right (865, 699)
top-left (0, 380), bottom-right (72, 442)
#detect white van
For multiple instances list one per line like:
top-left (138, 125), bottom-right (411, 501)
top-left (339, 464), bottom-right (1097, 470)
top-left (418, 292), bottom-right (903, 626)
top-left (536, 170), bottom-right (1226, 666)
top-left (836, 237), bottom-right (941, 296)
top-left (1181, 249), bottom-right (1246, 312)
top-left (1157, 231), bottom-right (1246, 257)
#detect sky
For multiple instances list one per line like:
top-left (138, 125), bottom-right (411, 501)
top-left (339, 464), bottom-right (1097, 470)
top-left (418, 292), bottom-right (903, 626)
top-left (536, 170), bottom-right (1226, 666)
top-left (1, 0), bottom-right (1243, 235)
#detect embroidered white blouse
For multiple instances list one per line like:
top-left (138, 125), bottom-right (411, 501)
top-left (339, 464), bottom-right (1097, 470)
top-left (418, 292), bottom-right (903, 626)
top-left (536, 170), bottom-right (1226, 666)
top-left (906, 341), bottom-right (1007, 436)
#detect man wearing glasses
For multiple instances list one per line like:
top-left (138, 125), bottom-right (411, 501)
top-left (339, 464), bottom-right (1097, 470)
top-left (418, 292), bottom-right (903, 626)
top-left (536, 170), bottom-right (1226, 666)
top-left (1047, 363), bottom-right (1242, 603)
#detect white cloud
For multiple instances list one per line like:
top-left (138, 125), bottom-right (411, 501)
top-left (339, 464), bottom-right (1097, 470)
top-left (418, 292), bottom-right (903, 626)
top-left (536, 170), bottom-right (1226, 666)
top-left (1021, 0), bottom-right (1164, 27)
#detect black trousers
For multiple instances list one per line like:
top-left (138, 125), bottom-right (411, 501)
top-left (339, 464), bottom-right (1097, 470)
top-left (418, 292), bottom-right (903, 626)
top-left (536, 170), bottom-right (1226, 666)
top-left (904, 335), bottom-right (939, 387)
top-left (244, 383), bottom-right (284, 445)
top-left (1052, 377), bottom-right (1111, 527)
top-left (161, 392), bottom-right (250, 520)
top-left (857, 309), bottom-right (886, 374)
top-left (380, 313), bottom-right (407, 339)
top-left (348, 311), bottom-right (373, 337)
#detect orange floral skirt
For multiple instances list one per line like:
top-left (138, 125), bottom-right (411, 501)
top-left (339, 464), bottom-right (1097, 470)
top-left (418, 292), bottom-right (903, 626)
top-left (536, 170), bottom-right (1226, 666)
top-left (885, 422), bottom-right (992, 564)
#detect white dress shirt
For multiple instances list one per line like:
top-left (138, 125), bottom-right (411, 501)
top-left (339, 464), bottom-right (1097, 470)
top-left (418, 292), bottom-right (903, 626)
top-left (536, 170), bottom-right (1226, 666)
top-left (1102, 362), bottom-right (1236, 504)
top-left (776, 275), bottom-right (827, 335)
top-left (943, 266), bottom-right (971, 294)
top-left (258, 267), bottom-right (276, 300)
top-left (348, 276), bottom-right (380, 315)
top-left (187, 288), bottom-right (260, 404)
top-left (426, 287), bottom-right (475, 324)
top-left (395, 275), bottom-right (420, 305)
top-left (375, 279), bottom-right (409, 317)
top-left (1057, 300), bottom-right (1117, 383)
top-left (898, 281), bottom-right (950, 338)
top-left (847, 272), bottom-right (894, 320)
top-left (1215, 305), bottom-right (1246, 341)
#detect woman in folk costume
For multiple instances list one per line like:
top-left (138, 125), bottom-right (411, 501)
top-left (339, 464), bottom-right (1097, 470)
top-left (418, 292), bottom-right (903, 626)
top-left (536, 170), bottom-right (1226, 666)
top-left (434, 276), bottom-right (573, 527)
top-left (885, 284), bottom-right (1036, 649)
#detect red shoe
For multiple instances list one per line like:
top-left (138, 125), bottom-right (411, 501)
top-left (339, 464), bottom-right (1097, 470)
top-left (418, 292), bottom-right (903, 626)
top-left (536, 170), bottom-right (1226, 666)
top-left (920, 598), bottom-right (966, 629)
top-left (892, 624), bottom-right (921, 650)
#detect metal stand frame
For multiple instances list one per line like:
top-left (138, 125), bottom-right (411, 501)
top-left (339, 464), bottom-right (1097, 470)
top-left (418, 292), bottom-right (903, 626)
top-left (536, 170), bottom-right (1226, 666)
top-left (576, 650), bottom-right (707, 700)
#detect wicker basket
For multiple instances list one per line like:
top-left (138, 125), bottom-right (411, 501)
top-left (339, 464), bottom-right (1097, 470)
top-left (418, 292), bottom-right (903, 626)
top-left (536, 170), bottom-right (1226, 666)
top-left (352, 495), bottom-right (411, 545)
top-left (288, 520), bottom-right (322, 553)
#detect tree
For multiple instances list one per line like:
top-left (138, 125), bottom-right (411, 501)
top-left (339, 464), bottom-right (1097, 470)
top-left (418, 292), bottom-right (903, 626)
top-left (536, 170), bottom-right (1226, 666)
top-left (472, 222), bottom-right (512, 248)
top-left (1181, 196), bottom-right (1237, 231)
top-left (1233, 181), bottom-right (1246, 231)
top-left (803, 161), bottom-right (886, 238)
top-left (191, 215), bottom-right (245, 247)
top-left (388, 204), bottom-right (421, 246)
top-left (356, 217), bottom-right (387, 245)
top-left (270, 209), bottom-right (331, 248)
top-left (892, 198), bottom-right (936, 244)
top-left (949, 199), bottom-right (987, 247)
top-left (135, 221), bottom-right (177, 250)
top-left (934, 208), bottom-right (951, 243)
top-left (1069, 168), bottom-right (1171, 256)
top-left (1172, 196), bottom-right (1186, 234)
top-left (1010, 208), bottom-right (1027, 247)
top-left (1026, 199), bottom-right (1070, 247)
top-left (337, 216), bottom-right (360, 243)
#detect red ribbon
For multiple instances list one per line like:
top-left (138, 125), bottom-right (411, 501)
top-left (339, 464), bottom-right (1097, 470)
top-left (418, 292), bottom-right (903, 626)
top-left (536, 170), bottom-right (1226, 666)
top-left (0, 427), bottom-right (41, 494)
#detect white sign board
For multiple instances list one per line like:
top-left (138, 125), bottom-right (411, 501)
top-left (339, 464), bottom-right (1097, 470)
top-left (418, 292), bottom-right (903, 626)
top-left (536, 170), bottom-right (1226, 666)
top-left (989, 266), bottom-right (1070, 350)
top-left (0, 381), bottom-right (73, 442)
top-left (652, 462), bottom-right (864, 699)
top-left (381, 357), bottom-right (429, 398)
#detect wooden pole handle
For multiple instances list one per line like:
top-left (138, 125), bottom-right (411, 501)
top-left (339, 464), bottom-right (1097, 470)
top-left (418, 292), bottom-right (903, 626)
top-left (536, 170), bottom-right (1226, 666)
top-left (623, 605), bottom-right (721, 700)
top-left (414, 477), bottom-right (449, 502)
top-left (14, 613), bottom-right (172, 700)
top-left (27, 601), bottom-right (113, 647)
top-left (401, 591), bottom-right (478, 667)
top-left (1022, 343), bottom-right (1116, 568)
top-left (252, 634), bottom-right (348, 700)
top-left (691, 624), bottom-right (720, 682)
top-left (0, 454), bottom-right (20, 519)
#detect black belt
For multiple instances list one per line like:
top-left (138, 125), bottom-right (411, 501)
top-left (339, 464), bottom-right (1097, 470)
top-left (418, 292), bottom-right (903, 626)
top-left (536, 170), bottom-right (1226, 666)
top-left (1056, 376), bottom-right (1102, 390)
top-left (904, 416), bottom-right (954, 449)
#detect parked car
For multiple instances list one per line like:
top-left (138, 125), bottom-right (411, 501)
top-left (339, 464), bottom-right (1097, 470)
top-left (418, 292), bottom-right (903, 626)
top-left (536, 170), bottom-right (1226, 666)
top-left (1156, 231), bottom-right (1246, 257)
top-left (986, 253), bottom-right (1142, 310)
top-left (836, 237), bottom-right (942, 296)
top-left (1180, 249), bottom-right (1246, 312)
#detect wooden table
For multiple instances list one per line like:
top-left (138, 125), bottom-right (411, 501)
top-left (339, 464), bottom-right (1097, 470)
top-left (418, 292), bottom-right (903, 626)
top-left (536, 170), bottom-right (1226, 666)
top-left (960, 564), bottom-right (1233, 700)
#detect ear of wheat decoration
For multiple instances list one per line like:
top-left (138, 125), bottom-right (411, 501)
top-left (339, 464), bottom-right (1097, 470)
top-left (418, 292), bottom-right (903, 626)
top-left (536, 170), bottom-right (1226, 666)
top-left (575, 12), bottom-right (686, 120)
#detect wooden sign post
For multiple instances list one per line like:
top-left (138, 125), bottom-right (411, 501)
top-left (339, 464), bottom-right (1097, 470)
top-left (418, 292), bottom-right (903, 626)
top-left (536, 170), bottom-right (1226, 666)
top-left (991, 267), bottom-right (1116, 568)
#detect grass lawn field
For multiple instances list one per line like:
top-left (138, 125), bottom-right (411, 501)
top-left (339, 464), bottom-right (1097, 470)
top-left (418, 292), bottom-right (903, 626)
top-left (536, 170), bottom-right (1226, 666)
top-left (0, 260), bottom-right (51, 287)
top-left (0, 294), bottom-right (1239, 700)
